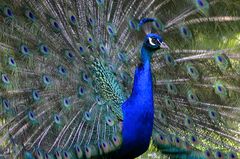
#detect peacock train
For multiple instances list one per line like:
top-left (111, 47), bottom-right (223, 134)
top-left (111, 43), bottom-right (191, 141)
top-left (0, 0), bottom-right (240, 159)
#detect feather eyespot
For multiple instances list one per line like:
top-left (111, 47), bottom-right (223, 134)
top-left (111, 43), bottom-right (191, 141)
top-left (84, 74), bottom-right (88, 81)
top-left (228, 152), bottom-right (237, 159)
top-left (39, 44), bottom-right (49, 55)
top-left (2, 74), bottom-right (10, 84)
top-left (55, 151), bottom-right (60, 157)
top-left (205, 150), bottom-right (212, 157)
top-left (184, 116), bottom-right (193, 127)
top-left (106, 116), bottom-right (114, 126)
top-left (63, 98), bottom-right (70, 108)
top-left (32, 90), bottom-right (40, 101)
top-left (190, 135), bottom-right (197, 144)
top-left (153, 19), bottom-right (164, 31)
top-left (25, 10), bottom-right (36, 21)
top-left (99, 44), bottom-right (107, 54)
top-left (186, 64), bottom-right (199, 80)
top-left (53, 22), bottom-right (59, 28)
top-left (175, 137), bottom-right (180, 143)
top-left (214, 81), bottom-right (227, 98)
top-left (197, 0), bottom-right (204, 6)
top-left (42, 75), bottom-right (51, 85)
top-left (3, 99), bottom-right (10, 110)
top-left (107, 24), bottom-right (116, 37)
top-left (88, 38), bottom-right (92, 42)
top-left (50, 19), bottom-right (61, 32)
top-left (194, 0), bottom-right (209, 15)
top-left (45, 153), bottom-right (49, 159)
top-left (20, 44), bottom-right (30, 56)
top-left (88, 17), bottom-right (95, 27)
top-left (108, 27), bottom-right (113, 34)
top-left (8, 57), bottom-right (16, 67)
top-left (214, 53), bottom-right (230, 72)
top-left (64, 151), bottom-right (68, 158)
top-left (112, 135), bottom-right (121, 146)
top-left (79, 46), bottom-right (84, 53)
top-left (3, 7), bottom-right (13, 17)
top-left (65, 50), bottom-right (75, 61)
top-left (164, 54), bottom-right (176, 66)
top-left (216, 151), bottom-right (222, 158)
top-left (84, 146), bottom-right (92, 158)
top-left (85, 112), bottom-right (91, 121)
top-left (180, 26), bottom-right (192, 39)
top-left (78, 86), bottom-right (85, 96)
top-left (58, 66), bottom-right (67, 76)
top-left (208, 109), bottom-right (218, 120)
top-left (37, 150), bottom-right (41, 156)
top-left (70, 15), bottom-right (76, 24)
top-left (166, 83), bottom-right (177, 95)
top-left (54, 114), bottom-right (61, 124)
top-left (28, 111), bottom-right (36, 121)
top-left (96, 0), bottom-right (104, 5)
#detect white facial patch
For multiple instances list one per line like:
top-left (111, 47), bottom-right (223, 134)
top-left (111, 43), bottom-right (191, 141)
top-left (149, 37), bottom-right (156, 46)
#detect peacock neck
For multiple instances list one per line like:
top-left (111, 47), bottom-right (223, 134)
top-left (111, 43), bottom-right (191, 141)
top-left (140, 46), bottom-right (153, 64)
top-left (131, 46), bottom-right (153, 95)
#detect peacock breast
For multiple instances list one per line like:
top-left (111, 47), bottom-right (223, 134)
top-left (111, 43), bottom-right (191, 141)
top-left (120, 93), bottom-right (154, 158)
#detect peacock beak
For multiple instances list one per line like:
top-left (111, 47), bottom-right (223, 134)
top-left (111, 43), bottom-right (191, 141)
top-left (160, 42), bottom-right (169, 49)
top-left (158, 39), bottom-right (169, 49)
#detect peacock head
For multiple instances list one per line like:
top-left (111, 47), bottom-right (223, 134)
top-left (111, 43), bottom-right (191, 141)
top-left (138, 18), bottom-right (169, 52)
top-left (143, 33), bottom-right (169, 51)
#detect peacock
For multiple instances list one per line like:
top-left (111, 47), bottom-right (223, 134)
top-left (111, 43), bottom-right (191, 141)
top-left (0, 0), bottom-right (240, 159)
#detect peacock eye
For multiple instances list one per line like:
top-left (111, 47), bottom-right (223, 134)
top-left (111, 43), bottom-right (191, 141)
top-left (148, 37), bottom-right (157, 46)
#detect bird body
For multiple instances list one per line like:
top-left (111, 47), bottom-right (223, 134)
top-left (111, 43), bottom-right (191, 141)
top-left (119, 46), bottom-right (155, 159)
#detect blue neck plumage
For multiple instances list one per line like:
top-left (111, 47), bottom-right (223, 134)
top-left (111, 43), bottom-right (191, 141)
top-left (140, 46), bottom-right (153, 64)
top-left (130, 45), bottom-right (153, 95)
top-left (119, 44), bottom-right (155, 158)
